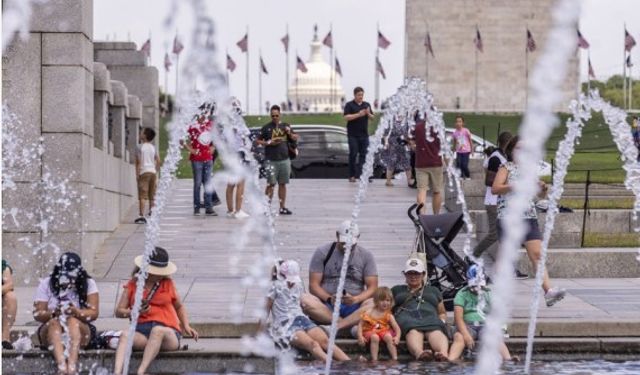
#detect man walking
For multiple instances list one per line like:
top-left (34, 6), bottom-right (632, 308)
top-left (411, 117), bottom-right (444, 215)
top-left (257, 105), bottom-right (298, 215)
top-left (343, 87), bottom-right (374, 182)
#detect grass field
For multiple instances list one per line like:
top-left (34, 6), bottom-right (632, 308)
top-left (162, 111), bottom-right (630, 182)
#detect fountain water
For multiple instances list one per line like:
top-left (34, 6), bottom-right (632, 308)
top-left (476, 0), bottom-right (582, 373)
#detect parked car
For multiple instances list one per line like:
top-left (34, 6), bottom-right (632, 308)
top-left (249, 124), bottom-right (388, 179)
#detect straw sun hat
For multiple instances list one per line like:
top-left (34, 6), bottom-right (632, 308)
top-left (134, 247), bottom-right (177, 276)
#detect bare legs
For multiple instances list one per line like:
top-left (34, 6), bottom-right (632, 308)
top-left (226, 181), bottom-right (245, 213)
top-left (38, 317), bottom-right (91, 374)
top-left (300, 293), bottom-right (373, 330)
top-left (405, 329), bottom-right (449, 361)
top-left (113, 326), bottom-right (179, 375)
top-left (2, 291), bottom-right (17, 343)
top-left (417, 190), bottom-right (442, 215)
top-left (291, 327), bottom-right (350, 362)
top-left (524, 239), bottom-right (551, 292)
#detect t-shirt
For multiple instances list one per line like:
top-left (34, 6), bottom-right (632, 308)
top-left (259, 122), bottom-right (291, 161)
top-left (343, 100), bottom-right (373, 137)
top-left (453, 286), bottom-right (491, 324)
top-left (496, 162), bottom-right (538, 220)
top-left (267, 280), bottom-right (305, 324)
top-left (453, 128), bottom-right (472, 153)
top-left (484, 150), bottom-right (507, 206)
top-left (138, 143), bottom-right (157, 175)
top-left (34, 276), bottom-right (99, 311)
top-left (308, 242), bottom-right (378, 296)
top-left (126, 278), bottom-right (181, 333)
top-left (413, 121), bottom-right (442, 168)
top-left (187, 120), bottom-right (214, 162)
top-left (391, 284), bottom-right (446, 334)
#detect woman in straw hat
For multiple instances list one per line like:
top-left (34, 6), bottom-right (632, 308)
top-left (113, 247), bottom-right (198, 375)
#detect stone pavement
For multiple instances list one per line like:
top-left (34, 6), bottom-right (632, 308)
top-left (9, 179), bottom-right (640, 333)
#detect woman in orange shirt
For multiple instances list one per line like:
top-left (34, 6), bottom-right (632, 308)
top-left (113, 247), bottom-right (198, 375)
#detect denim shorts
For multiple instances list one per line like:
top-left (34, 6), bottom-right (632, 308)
top-left (453, 323), bottom-right (483, 340)
top-left (497, 218), bottom-right (542, 242)
top-left (324, 302), bottom-right (361, 318)
top-left (136, 321), bottom-right (181, 343)
top-left (289, 315), bottom-right (317, 333)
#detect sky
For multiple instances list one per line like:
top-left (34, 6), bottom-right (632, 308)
top-left (93, 0), bottom-right (640, 115)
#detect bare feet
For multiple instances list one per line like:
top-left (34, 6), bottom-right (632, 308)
top-left (434, 351), bottom-right (448, 362)
top-left (417, 349), bottom-right (434, 361)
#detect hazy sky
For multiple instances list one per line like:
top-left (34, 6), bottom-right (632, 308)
top-left (94, 0), bottom-right (639, 114)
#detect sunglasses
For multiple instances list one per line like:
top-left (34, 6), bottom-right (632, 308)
top-left (271, 114), bottom-right (280, 118)
top-left (405, 271), bottom-right (422, 276)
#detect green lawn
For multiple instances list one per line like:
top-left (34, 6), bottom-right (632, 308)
top-left (559, 197), bottom-right (634, 210)
top-left (583, 232), bottom-right (640, 248)
top-left (161, 112), bottom-right (630, 182)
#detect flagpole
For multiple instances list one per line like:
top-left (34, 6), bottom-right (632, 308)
top-left (624, 25), bottom-right (628, 107)
top-left (587, 49), bottom-right (591, 93)
top-left (330, 23), bottom-right (335, 112)
top-left (164, 52), bottom-right (169, 114)
top-left (285, 24), bottom-right (290, 111)
top-left (295, 50), bottom-right (299, 112)
top-left (375, 22), bottom-right (380, 108)
top-left (475, 24), bottom-right (479, 112)
top-left (629, 62), bottom-right (633, 110)
top-left (175, 30), bottom-right (180, 99)
top-left (245, 25), bottom-right (250, 115)
top-left (525, 27), bottom-right (529, 109)
top-left (425, 24), bottom-right (429, 90)
top-left (259, 50), bottom-right (263, 115)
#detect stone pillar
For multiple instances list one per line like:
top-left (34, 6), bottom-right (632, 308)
top-left (126, 95), bottom-right (142, 165)
top-left (94, 42), bottom-right (160, 148)
top-left (109, 80), bottom-right (128, 159)
top-left (93, 62), bottom-right (112, 150)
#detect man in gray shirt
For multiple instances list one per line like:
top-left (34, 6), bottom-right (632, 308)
top-left (302, 221), bottom-right (378, 331)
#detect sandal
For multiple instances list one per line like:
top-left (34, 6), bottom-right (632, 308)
top-left (385, 181), bottom-right (394, 187)
top-left (417, 349), bottom-right (433, 361)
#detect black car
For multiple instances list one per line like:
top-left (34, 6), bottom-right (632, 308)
top-left (249, 124), bottom-right (387, 179)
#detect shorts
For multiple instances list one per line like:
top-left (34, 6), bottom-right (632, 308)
top-left (288, 315), bottom-right (317, 335)
top-left (324, 302), bottom-right (361, 318)
top-left (415, 167), bottom-right (443, 193)
top-left (38, 321), bottom-right (98, 350)
top-left (497, 218), bottom-right (542, 242)
top-left (453, 323), bottom-right (483, 340)
top-left (265, 159), bottom-right (291, 185)
top-left (136, 321), bottom-right (182, 343)
top-left (363, 329), bottom-right (396, 342)
top-left (138, 172), bottom-right (157, 200)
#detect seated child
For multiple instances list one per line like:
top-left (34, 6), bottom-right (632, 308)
top-left (264, 260), bottom-right (349, 362)
top-left (449, 265), bottom-right (513, 362)
top-left (356, 287), bottom-right (401, 361)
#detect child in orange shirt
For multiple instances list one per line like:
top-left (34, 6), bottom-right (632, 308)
top-left (356, 287), bottom-right (401, 361)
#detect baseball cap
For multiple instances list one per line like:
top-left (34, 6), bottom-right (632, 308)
top-left (337, 220), bottom-right (360, 244)
top-left (403, 258), bottom-right (426, 274)
top-left (279, 260), bottom-right (302, 284)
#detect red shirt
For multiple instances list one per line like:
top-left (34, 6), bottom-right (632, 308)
top-left (187, 119), bottom-right (214, 162)
top-left (414, 121), bottom-right (443, 168)
top-left (126, 278), bottom-right (181, 333)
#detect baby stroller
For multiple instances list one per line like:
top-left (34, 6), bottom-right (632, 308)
top-left (407, 203), bottom-right (469, 311)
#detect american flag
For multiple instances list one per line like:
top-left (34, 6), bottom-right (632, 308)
top-left (378, 30), bottom-right (391, 49)
top-left (260, 56), bottom-right (268, 74)
top-left (424, 32), bottom-right (434, 57)
top-left (376, 56), bottom-right (386, 79)
top-left (226, 54), bottom-right (236, 72)
top-left (577, 30), bottom-right (590, 49)
top-left (526, 29), bottom-right (536, 52)
top-left (474, 27), bottom-right (483, 53)
top-left (296, 56), bottom-right (308, 73)
top-left (237, 33), bottom-right (248, 53)
top-left (172, 35), bottom-right (184, 55)
top-left (140, 39), bottom-right (151, 57)
top-left (281, 33), bottom-right (289, 53)
top-left (323, 31), bottom-right (333, 48)
top-left (164, 52), bottom-right (172, 71)
top-left (588, 58), bottom-right (595, 79)
top-left (627, 55), bottom-right (633, 68)
top-left (335, 56), bottom-right (342, 76)
top-left (625, 29), bottom-right (636, 52)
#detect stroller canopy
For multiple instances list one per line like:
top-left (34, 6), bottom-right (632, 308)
top-left (418, 212), bottom-right (464, 245)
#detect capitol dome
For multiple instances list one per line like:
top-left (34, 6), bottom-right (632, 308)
top-left (288, 27), bottom-right (345, 112)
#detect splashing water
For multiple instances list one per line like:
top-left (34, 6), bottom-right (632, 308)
top-left (476, 1), bottom-right (581, 374)
top-left (122, 0), bottom-right (281, 372)
top-left (2, 0), bottom-right (47, 53)
top-left (523, 94), bottom-right (592, 372)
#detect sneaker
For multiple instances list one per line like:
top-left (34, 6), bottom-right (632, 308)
top-left (226, 211), bottom-right (235, 218)
top-left (194, 208), bottom-right (201, 216)
top-left (205, 208), bottom-right (217, 216)
top-left (134, 216), bottom-right (147, 224)
top-left (544, 287), bottom-right (566, 307)
top-left (515, 269), bottom-right (529, 280)
top-left (348, 177), bottom-right (356, 183)
top-left (279, 207), bottom-right (292, 215)
top-left (2, 340), bottom-right (14, 350)
top-left (212, 198), bottom-right (222, 206)
top-left (234, 210), bottom-right (250, 219)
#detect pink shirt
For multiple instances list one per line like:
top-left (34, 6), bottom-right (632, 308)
top-left (453, 128), bottom-right (472, 153)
